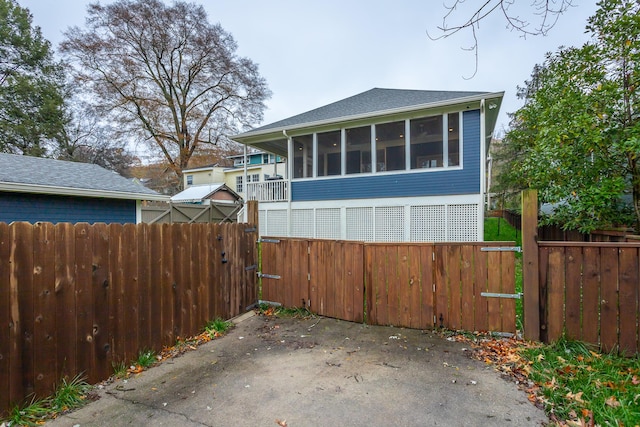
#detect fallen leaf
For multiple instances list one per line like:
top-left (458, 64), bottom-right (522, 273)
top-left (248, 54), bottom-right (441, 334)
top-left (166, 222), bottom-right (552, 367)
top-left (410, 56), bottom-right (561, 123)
top-left (566, 391), bottom-right (585, 404)
top-left (275, 419), bottom-right (287, 427)
top-left (605, 396), bottom-right (621, 407)
top-left (632, 375), bottom-right (640, 385)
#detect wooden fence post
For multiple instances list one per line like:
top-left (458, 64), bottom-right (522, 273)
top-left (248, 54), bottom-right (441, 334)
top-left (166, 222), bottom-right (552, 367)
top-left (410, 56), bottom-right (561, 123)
top-left (522, 189), bottom-right (540, 341)
top-left (246, 200), bottom-right (259, 235)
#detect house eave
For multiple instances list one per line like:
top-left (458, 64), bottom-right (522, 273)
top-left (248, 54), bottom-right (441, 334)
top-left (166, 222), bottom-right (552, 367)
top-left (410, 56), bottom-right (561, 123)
top-left (231, 91), bottom-right (505, 143)
top-left (0, 182), bottom-right (169, 202)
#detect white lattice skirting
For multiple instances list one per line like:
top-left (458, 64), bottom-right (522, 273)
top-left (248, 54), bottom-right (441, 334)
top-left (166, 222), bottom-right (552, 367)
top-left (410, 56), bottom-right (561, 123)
top-left (258, 195), bottom-right (483, 242)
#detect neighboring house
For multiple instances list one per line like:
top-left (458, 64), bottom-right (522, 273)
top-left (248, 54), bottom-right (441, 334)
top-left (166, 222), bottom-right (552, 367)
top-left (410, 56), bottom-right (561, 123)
top-left (0, 153), bottom-right (167, 224)
top-left (182, 150), bottom-right (286, 200)
top-left (182, 164), bottom-right (227, 188)
top-left (170, 183), bottom-right (241, 204)
top-left (231, 88), bottom-right (503, 242)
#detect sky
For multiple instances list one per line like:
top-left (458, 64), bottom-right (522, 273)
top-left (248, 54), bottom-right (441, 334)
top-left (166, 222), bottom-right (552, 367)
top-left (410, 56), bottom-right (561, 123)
top-left (21, 0), bottom-right (599, 138)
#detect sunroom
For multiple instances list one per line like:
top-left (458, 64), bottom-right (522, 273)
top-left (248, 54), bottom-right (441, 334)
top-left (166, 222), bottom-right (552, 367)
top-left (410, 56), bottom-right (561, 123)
top-left (231, 88), bottom-right (503, 242)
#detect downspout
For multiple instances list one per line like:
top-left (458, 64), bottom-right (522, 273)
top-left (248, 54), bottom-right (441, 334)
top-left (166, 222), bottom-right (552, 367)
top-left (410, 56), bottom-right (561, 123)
top-left (479, 99), bottom-right (486, 241)
top-left (243, 144), bottom-right (248, 204)
top-left (284, 129), bottom-right (292, 238)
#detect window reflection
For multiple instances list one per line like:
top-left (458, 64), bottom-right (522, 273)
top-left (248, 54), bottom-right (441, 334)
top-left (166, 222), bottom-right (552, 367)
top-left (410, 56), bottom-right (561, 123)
top-left (410, 116), bottom-right (443, 169)
top-left (448, 113), bottom-right (460, 167)
top-left (375, 121), bottom-right (405, 172)
top-left (346, 126), bottom-right (371, 174)
top-left (293, 135), bottom-right (312, 178)
top-left (317, 130), bottom-right (341, 176)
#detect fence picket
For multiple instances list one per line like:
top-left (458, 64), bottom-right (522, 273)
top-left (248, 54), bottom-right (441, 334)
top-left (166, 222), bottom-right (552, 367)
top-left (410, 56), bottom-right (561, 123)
top-left (581, 247), bottom-right (600, 345)
top-left (122, 224), bottom-right (139, 362)
top-left (434, 245), bottom-right (448, 329)
top-left (32, 222), bottom-right (56, 396)
top-left (486, 250), bottom-right (502, 332)
top-left (419, 245), bottom-right (434, 329)
top-left (75, 223), bottom-right (95, 383)
top-left (460, 245), bottom-right (475, 331)
top-left (564, 246), bottom-right (582, 341)
top-left (618, 247), bottom-right (638, 355)
top-left (473, 245), bottom-right (488, 332)
top-left (160, 223), bottom-right (175, 344)
top-left (137, 223), bottom-right (151, 355)
top-left (546, 248), bottom-right (565, 342)
top-left (13, 223), bottom-right (35, 399)
top-left (408, 245), bottom-right (423, 329)
top-left (397, 245), bottom-right (410, 328)
top-left (0, 223), bottom-right (10, 411)
top-left (54, 223), bottom-right (76, 384)
top-left (92, 223), bottom-right (111, 381)
top-left (600, 247), bottom-right (619, 352)
top-left (501, 251), bottom-right (516, 334)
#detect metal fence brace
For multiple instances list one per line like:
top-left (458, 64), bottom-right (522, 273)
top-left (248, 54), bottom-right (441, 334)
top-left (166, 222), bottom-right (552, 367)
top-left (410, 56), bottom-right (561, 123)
top-left (481, 292), bottom-right (523, 299)
top-left (480, 246), bottom-right (522, 253)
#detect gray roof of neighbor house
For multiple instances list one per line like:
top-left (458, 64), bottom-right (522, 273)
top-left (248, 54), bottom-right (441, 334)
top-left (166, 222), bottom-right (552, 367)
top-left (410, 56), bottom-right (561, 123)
top-left (0, 153), bottom-right (168, 201)
top-left (231, 87), bottom-right (504, 156)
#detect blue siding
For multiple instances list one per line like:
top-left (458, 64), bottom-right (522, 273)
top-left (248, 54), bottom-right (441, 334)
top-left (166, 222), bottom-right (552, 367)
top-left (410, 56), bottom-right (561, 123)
top-left (291, 109), bottom-right (481, 202)
top-left (0, 192), bottom-right (137, 224)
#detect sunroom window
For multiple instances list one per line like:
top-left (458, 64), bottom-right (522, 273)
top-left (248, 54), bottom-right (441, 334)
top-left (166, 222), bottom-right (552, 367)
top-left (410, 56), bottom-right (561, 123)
top-left (317, 130), bottom-right (341, 176)
top-left (293, 135), bottom-right (313, 178)
top-left (447, 112), bottom-right (460, 166)
top-left (410, 116), bottom-right (443, 169)
top-left (346, 126), bottom-right (371, 174)
top-left (290, 112), bottom-right (461, 179)
top-left (375, 121), bottom-right (405, 172)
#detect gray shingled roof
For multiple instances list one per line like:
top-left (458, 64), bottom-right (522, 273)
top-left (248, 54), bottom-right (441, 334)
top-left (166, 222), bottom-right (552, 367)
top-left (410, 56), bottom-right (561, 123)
top-left (0, 153), bottom-right (163, 199)
top-left (249, 88), bottom-right (489, 133)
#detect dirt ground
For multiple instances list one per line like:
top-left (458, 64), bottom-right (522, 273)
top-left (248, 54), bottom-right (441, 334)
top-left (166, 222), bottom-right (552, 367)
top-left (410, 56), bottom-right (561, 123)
top-left (45, 312), bottom-right (548, 427)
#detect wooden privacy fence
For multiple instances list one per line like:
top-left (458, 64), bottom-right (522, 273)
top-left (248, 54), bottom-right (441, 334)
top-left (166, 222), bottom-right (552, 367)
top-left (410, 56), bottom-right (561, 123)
top-left (0, 221), bottom-right (257, 414)
top-left (261, 238), bottom-right (517, 333)
top-left (538, 242), bottom-right (640, 355)
top-left (522, 189), bottom-right (640, 355)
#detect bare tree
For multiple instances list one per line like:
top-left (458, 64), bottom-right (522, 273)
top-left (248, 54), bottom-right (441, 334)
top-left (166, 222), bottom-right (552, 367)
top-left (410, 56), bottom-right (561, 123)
top-left (429, 0), bottom-right (575, 78)
top-left (60, 0), bottom-right (270, 186)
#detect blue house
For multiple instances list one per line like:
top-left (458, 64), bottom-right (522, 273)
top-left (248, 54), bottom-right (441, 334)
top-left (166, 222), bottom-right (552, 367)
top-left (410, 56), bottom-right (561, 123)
top-left (0, 153), bottom-right (168, 224)
top-left (231, 88), bottom-right (503, 242)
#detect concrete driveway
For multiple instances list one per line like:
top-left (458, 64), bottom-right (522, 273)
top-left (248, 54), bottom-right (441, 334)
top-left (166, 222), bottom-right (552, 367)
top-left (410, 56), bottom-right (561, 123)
top-left (45, 312), bottom-right (548, 427)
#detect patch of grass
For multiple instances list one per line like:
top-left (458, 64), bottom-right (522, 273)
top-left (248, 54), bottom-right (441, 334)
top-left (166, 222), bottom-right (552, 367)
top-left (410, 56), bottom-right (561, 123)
top-left (204, 318), bottom-right (233, 338)
top-left (51, 374), bottom-right (91, 413)
top-left (5, 395), bottom-right (50, 426)
top-left (520, 337), bottom-right (640, 425)
top-left (484, 216), bottom-right (522, 247)
top-left (112, 361), bottom-right (127, 378)
top-left (274, 306), bottom-right (313, 318)
top-left (135, 349), bottom-right (157, 369)
top-left (484, 217), bottom-right (524, 330)
top-left (3, 375), bottom-right (93, 426)
top-left (257, 303), bottom-right (312, 318)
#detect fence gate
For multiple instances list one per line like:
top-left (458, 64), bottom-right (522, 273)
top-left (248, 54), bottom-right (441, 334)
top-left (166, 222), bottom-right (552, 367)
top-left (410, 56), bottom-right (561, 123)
top-left (260, 238), bottom-right (517, 334)
top-left (260, 238), bottom-right (364, 322)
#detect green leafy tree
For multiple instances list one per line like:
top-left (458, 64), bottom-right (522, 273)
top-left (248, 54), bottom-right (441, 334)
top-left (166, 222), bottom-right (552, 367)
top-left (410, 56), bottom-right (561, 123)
top-left (60, 0), bottom-right (270, 188)
top-left (498, 0), bottom-right (640, 232)
top-left (0, 0), bottom-right (66, 155)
